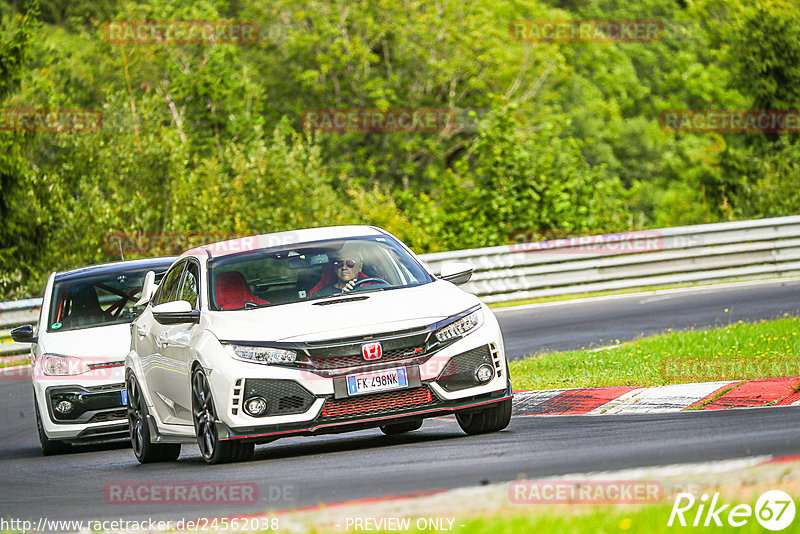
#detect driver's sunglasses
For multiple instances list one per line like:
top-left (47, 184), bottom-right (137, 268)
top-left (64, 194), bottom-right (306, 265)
top-left (333, 259), bottom-right (357, 269)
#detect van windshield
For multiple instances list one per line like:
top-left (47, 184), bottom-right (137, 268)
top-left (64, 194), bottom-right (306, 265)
top-left (47, 267), bottom-right (166, 332)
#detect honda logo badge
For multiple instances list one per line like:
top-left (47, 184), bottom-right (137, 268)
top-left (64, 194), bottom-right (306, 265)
top-left (362, 342), bottom-right (382, 360)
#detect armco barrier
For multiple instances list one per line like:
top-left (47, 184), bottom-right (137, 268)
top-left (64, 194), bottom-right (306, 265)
top-left (2, 216), bottom-right (800, 359)
top-left (420, 216), bottom-right (800, 303)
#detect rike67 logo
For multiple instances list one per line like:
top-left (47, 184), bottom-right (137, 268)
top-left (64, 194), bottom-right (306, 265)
top-left (669, 491), bottom-right (796, 531)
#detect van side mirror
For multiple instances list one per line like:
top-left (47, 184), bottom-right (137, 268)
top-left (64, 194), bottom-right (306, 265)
top-left (10, 324), bottom-right (37, 344)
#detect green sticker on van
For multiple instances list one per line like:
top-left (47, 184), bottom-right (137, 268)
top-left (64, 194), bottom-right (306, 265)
top-left (51, 322), bottom-right (62, 330)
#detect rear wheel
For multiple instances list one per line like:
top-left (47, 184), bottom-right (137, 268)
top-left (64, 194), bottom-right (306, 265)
top-left (127, 373), bottom-right (181, 463)
top-left (34, 396), bottom-right (72, 455)
top-left (456, 398), bottom-right (512, 435)
top-left (192, 368), bottom-right (254, 464)
top-left (380, 418), bottom-right (423, 435)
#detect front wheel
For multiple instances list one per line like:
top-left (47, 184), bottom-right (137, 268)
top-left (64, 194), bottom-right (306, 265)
top-left (456, 398), bottom-right (512, 435)
top-left (127, 373), bottom-right (181, 463)
top-left (380, 418), bottom-right (423, 435)
top-left (34, 395), bottom-right (72, 455)
top-left (192, 368), bottom-right (254, 464)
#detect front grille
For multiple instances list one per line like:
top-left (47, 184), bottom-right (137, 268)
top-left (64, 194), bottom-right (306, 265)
top-left (48, 386), bottom-right (125, 422)
top-left (305, 331), bottom-right (430, 372)
top-left (242, 379), bottom-right (316, 416)
top-left (309, 347), bottom-right (425, 370)
top-left (437, 345), bottom-right (493, 392)
top-left (85, 383), bottom-right (125, 392)
top-left (88, 409), bottom-right (127, 423)
top-left (320, 386), bottom-right (436, 421)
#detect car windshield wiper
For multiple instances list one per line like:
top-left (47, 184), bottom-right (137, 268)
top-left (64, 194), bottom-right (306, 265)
top-left (311, 287), bottom-right (385, 303)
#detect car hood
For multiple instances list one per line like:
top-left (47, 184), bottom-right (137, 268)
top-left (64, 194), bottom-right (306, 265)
top-left (39, 323), bottom-right (131, 360)
top-left (207, 280), bottom-right (480, 342)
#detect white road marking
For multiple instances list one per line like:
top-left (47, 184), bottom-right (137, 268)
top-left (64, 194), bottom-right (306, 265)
top-left (588, 381), bottom-right (738, 415)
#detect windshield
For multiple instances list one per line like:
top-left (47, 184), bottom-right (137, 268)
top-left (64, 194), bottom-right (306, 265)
top-left (47, 267), bottom-right (167, 332)
top-left (208, 235), bottom-right (434, 311)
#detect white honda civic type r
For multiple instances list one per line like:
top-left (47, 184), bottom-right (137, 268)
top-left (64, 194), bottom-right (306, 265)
top-left (10, 258), bottom-right (174, 455)
top-left (126, 226), bottom-right (512, 464)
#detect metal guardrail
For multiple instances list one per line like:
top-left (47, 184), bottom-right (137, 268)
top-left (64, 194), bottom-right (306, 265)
top-left (3, 215), bottom-right (800, 358)
top-left (421, 215), bottom-right (800, 303)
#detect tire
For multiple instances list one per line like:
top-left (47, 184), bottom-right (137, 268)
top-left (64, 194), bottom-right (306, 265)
top-left (380, 418), bottom-right (423, 435)
top-left (192, 368), bottom-right (254, 464)
top-left (34, 396), bottom-right (72, 455)
top-left (127, 373), bottom-right (181, 463)
top-left (456, 398), bottom-right (512, 435)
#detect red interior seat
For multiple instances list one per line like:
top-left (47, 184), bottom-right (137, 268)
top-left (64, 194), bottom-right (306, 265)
top-left (214, 271), bottom-right (269, 310)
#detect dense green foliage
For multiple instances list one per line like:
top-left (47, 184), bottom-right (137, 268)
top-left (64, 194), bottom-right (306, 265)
top-left (0, 0), bottom-right (798, 299)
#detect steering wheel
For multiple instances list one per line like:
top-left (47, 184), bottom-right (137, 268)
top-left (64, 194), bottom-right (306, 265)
top-left (350, 277), bottom-right (389, 290)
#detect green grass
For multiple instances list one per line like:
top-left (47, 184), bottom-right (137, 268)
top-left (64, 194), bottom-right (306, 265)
top-left (450, 503), bottom-right (786, 534)
top-left (509, 315), bottom-right (800, 390)
top-left (302, 500), bottom-right (790, 534)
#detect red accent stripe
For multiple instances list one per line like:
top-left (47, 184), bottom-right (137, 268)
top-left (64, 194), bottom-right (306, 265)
top-left (700, 377), bottom-right (800, 410)
top-left (528, 387), bottom-right (638, 415)
top-left (763, 453), bottom-right (800, 465)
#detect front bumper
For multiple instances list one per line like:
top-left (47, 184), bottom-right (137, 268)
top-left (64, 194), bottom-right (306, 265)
top-left (34, 379), bottom-right (129, 442)
top-left (217, 380), bottom-right (512, 443)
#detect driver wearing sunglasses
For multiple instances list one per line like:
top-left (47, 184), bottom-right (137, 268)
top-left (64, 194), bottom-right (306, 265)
top-left (312, 254), bottom-right (365, 297)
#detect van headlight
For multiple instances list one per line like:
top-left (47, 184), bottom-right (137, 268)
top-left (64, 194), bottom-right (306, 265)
top-left (225, 345), bottom-right (298, 365)
top-left (43, 354), bottom-right (91, 376)
top-left (435, 309), bottom-right (483, 342)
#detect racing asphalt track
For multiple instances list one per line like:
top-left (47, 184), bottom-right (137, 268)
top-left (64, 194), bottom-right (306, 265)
top-left (1, 278), bottom-right (799, 524)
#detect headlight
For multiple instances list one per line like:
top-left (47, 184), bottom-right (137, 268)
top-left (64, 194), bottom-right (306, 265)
top-left (43, 354), bottom-right (91, 376)
top-left (225, 345), bottom-right (298, 365)
top-left (435, 309), bottom-right (483, 342)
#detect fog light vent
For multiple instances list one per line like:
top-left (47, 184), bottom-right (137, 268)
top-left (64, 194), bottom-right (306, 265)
top-left (243, 396), bottom-right (269, 417)
top-left (54, 400), bottom-right (74, 414)
top-left (475, 363), bottom-right (494, 384)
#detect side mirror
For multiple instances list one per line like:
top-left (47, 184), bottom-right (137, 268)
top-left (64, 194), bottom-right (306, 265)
top-left (10, 324), bottom-right (37, 344)
top-left (439, 261), bottom-right (474, 286)
top-left (135, 271), bottom-right (158, 306)
top-left (152, 301), bottom-right (200, 325)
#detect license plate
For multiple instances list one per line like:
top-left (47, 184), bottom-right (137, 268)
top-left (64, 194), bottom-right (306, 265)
top-left (346, 368), bottom-right (408, 396)
top-left (121, 389), bottom-right (128, 406)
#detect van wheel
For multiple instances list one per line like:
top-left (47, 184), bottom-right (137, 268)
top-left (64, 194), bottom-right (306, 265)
top-left (34, 396), bottom-right (72, 455)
